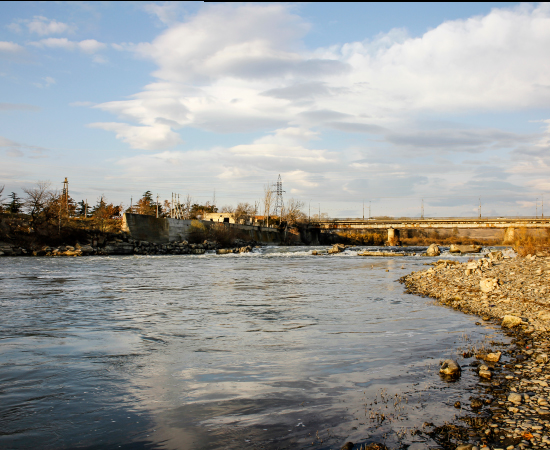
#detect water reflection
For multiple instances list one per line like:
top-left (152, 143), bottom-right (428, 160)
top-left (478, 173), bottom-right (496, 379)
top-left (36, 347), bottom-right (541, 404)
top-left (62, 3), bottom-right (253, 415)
top-left (0, 246), bottom-right (505, 449)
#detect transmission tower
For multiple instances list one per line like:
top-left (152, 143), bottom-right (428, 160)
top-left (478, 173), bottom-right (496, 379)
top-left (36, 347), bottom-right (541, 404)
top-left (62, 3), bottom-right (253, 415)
top-left (273, 174), bottom-right (285, 218)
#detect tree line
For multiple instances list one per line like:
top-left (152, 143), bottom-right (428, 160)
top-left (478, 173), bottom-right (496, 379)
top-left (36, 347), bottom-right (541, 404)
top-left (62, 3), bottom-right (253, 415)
top-left (0, 181), bottom-right (311, 233)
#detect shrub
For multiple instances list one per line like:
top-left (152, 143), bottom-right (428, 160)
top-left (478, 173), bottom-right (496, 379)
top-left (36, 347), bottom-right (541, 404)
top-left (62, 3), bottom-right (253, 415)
top-left (188, 219), bottom-right (208, 243)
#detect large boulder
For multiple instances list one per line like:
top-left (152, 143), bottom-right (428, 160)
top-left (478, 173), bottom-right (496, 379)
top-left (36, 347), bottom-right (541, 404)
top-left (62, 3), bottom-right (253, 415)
top-left (328, 244), bottom-right (346, 254)
top-left (449, 244), bottom-right (482, 254)
top-left (426, 243), bottom-right (440, 256)
top-left (501, 315), bottom-right (523, 328)
top-left (439, 359), bottom-right (461, 378)
top-left (485, 351), bottom-right (502, 362)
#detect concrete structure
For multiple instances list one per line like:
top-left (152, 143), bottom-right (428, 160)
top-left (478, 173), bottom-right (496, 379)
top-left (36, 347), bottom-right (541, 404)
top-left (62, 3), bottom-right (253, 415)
top-left (122, 214), bottom-right (195, 243)
top-left (314, 217), bottom-right (550, 244)
top-left (122, 213), bottom-right (280, 244)
top-left (203, 212), bottom-right (235, 223)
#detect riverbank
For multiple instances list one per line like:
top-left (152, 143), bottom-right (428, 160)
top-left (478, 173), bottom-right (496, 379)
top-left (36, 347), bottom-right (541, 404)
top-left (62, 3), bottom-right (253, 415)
top-left (401, 253), bottom-right (550, 449)
top-left (0, 233), bottom-right (258, 256)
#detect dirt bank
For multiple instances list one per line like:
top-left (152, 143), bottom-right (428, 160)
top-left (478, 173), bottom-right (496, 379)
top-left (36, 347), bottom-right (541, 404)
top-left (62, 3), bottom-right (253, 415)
top-left (401, 253), bottom-right (550, 449)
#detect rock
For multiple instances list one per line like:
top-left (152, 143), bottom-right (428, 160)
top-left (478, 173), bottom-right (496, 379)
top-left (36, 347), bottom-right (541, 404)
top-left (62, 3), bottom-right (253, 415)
top-left (488, 250), bottom-right (503, 260)
top-left (216, 248), bottom-right (233, 255)
top-left (358, 251), bottom-right (406, 257)
top-left (502, 315), bottom-right (523, 328)
top-left (341, 443), bottom-right (354, 450)
top-left (535, 353), bottom-right (549, 364)
top-left (191, 249), bottom-right (205, 255)
top-left (485, 351), bottom-right (502, 362)
top-left (456, 444), bottom-right (473, 450)
top-left (328, 244), bottom-right (346, 254)
top-left (480, 278), bottom-right (499, 293)
top-left (471, 398), bottom-right (483, 409)
top-left (363, 444), bottom-right (388, 450)
top-left (479, 365), bottom-right (492, 379)
top-left (426, 243), bottom-right (440, 256)
top-left (440, 359), bottom-right (461, 378)
top-left (454, 401), bottom-right (461, 408)
top-left (449, 244), bottom-right (482, 254)
top-left (508, 392), bottom-right (522, 404)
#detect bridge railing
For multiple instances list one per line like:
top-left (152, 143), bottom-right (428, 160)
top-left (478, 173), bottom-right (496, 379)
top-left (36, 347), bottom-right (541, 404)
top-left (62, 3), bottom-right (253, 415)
top-left (316, 216), bottom-right (546, 222)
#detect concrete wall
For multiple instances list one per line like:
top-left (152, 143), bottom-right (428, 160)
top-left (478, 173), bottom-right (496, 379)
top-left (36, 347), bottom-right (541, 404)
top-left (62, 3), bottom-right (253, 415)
top-left (122, 213), bottom-right (280, 244)
top-left (122, 213), bottom-right (194, 243)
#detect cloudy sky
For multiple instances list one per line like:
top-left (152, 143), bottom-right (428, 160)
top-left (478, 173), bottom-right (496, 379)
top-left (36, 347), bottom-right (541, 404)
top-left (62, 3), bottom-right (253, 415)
top-left (1, 2), bottom-right (550, 218)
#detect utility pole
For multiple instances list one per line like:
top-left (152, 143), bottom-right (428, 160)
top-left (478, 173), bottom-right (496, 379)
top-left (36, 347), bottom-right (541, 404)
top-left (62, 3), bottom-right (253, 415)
top-left (309, 202), bottom-right (311, 223)
top-left (362, 200), bottom-right (364, 220)
top-left (542, 194), bottom-right (544, 219)
top-left (156, 194), bottom-right (160, 218)
top-left (421, 199), bottom-right (424, 219)
top-left (318, 203), bottom-right (320, 219)
top-left (369, 201), bottom-right (371, 219)
top-left (479, 198), bottom-right (481, 219)
top-left (62, 177), bottom-right (69, 216)
top-left (85, 199), bottom-right (88, 218)
top-left (536, 198), bottom-right (538, 219)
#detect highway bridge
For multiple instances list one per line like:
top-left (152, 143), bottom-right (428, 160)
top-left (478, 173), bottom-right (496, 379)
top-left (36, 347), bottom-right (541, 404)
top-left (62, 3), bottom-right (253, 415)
top-left (313, 217), bottom-right (550, 245)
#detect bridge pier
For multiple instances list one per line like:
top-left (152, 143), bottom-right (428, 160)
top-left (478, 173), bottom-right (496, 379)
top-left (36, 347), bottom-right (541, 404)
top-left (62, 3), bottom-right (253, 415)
top-left (503, 227), bottom-right (516, 244)
top-left (387, 228), bottom-right (401, 246)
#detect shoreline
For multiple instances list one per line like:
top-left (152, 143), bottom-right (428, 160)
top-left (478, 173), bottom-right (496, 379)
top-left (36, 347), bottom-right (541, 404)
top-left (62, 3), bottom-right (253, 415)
top-left (401, 253), bottom-right (550, 450)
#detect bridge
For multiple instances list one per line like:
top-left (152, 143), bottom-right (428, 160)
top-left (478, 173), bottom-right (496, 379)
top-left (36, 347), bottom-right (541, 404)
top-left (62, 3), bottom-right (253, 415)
top-left (313, 217), bottom-right (550, 245)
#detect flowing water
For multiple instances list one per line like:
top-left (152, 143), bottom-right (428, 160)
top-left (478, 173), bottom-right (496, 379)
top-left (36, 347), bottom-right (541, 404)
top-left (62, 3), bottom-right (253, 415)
top-left (0, 246), bottom-right (506, 449)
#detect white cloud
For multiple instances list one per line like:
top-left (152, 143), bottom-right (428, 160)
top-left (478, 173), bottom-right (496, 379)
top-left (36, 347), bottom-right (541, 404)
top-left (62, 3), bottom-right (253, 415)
top-left (92, 3), bottom-right (550, 153)
top-left (143, 2), bottom-right (185, 26)
top-left (0, 136), bottom-right (48, 158)
top-left (30, 38), bottom-right (106, 53)
top-left (88, 122), bottom-right (182, 150)
top-left (0, 41), bottom-right (24, 53)
top-left (33, 76), bottom-right (56, 88)
top-left (27, 16), bottom-right (74, 35)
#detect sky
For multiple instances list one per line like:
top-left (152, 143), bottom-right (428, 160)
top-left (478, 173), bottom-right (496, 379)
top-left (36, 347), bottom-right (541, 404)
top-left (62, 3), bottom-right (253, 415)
top-left (1, 1), bottom-right (550, 218)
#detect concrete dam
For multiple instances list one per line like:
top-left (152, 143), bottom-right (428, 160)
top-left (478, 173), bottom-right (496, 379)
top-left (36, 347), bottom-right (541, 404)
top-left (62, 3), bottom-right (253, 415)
top-left (121, 213), bottom-right (281, 244)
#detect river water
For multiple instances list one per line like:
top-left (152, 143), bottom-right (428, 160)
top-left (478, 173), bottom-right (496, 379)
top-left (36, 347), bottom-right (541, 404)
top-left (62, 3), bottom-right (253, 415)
top-left (0, 246), bottom-right (506, 449)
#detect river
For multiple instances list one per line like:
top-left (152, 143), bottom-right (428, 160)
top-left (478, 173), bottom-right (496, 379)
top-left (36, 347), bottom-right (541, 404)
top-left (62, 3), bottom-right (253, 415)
top-left (0, 246), bottom-right (506, 449)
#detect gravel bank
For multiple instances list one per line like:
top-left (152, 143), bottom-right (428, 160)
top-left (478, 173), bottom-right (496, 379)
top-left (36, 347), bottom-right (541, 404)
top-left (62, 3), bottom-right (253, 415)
top-left (401, 252), bottom-right (550, 450)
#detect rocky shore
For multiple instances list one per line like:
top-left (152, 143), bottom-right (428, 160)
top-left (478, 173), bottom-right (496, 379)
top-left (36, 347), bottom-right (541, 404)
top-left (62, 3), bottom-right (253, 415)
top-left (401, 252), bottom-right (550, 450)
top-left (0, 233), bottom-right (257, 257)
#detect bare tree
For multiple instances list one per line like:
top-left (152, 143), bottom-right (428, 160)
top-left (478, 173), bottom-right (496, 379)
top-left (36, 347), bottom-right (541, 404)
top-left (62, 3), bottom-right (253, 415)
top-left (22, 181), bottom-right (53, 227)
top-left (0, 185), bottom-right (4, 212)
top-left (263, 184), bottom-right (274, 227)
top-left (282, 198), bottom-right (306, 226)
top-left (220, 205), bottom-right (235, 213)
top-left (183, 194), bottom-right (193, 219)
top-left (234, 202), bottom-right (254, 223)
